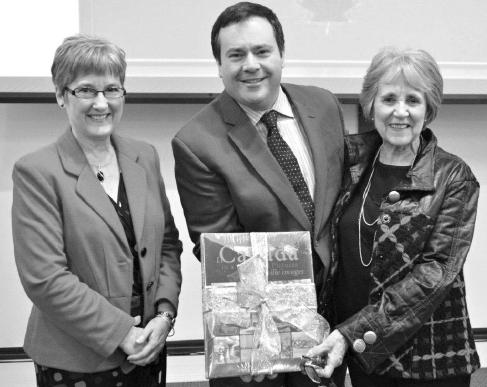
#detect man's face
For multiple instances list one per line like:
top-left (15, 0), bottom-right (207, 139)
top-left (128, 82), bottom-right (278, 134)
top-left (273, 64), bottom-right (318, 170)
top-left (217, 16), bottom-right (284, 111)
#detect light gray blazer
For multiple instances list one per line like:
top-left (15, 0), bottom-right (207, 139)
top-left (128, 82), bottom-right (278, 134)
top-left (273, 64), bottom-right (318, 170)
top-left (12, 129), bottom-right (182, 372)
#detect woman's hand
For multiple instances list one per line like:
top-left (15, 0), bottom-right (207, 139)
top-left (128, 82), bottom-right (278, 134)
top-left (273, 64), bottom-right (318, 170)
top-left (127, 315), bottom-right (172, 366)
top-left (306, 329), bottom-right (348, 379)
top-left (119, 316), bottom-right (144, 355)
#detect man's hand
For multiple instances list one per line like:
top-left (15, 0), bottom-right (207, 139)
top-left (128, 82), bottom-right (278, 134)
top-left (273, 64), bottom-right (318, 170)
top-left (127, 315), bottom-right (172, 366)
top-left (306, 329), bottom-right (348, 379)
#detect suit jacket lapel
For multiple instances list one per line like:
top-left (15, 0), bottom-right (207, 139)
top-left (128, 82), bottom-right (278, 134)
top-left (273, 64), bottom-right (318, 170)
top-left (220, 92), bottom-right (310, 229)
top-left (57, 129), bottom-right (127, 247)
top-left (112, 135), bottom-right (147, 247)
top-left (285, 87), bottom-right (330, 236)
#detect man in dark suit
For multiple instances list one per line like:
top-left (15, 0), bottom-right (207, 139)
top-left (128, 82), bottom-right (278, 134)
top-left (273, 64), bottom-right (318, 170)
top-left (172, 2), bottom-right (345, 386)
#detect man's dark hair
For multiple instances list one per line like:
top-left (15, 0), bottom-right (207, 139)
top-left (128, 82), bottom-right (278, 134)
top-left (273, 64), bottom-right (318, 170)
top-left (211, 2), bottom-right (285, 64)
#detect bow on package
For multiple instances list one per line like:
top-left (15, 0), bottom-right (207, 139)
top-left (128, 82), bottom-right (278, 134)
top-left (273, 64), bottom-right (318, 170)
top-left (201, 232), bottom-right (329, 379)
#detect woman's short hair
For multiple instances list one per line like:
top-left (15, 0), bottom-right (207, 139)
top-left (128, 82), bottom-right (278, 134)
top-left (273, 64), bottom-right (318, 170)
top-left (51, 34), bottom-right (126, 92)
top-left (360, 47), bottom-right (443, 126)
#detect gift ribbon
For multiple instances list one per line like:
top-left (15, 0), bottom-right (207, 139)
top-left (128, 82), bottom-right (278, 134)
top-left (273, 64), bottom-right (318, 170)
top-left (237, 232), bottom-right (328, 374)
top-left (205, 233), bottom-right (330, 376)
top-left (237, 254), bottom-right (282, 374)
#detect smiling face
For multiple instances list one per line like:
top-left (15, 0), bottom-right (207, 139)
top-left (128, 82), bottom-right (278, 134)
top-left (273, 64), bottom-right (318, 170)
top-left (217, 16), bottom-right (284, 111)
top-left (373, 81), bottom-right (427, 153)
top-left (56, 73), bottom-right (124, 143)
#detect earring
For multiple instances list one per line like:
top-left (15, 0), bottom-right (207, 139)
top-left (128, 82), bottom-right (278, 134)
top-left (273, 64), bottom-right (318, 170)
top-left (59, 103), bottom-right (64, 108)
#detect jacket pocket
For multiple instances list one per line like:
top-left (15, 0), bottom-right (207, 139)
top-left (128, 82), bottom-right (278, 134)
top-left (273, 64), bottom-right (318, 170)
top-left (106, 259), bottom-right (132, 298)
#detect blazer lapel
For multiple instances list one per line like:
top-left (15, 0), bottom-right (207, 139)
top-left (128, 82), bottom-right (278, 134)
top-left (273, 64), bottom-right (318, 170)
top-left (220, 92), bottom-right (310, 229)
top-left (112, 135), bottom-right (147, 247)
top-left (284, 86), bottom-right (331, 237)
top-left (56, 129), bottom-right (127, 246)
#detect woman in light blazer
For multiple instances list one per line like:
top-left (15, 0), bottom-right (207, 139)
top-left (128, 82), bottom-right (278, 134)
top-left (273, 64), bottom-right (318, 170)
top-left (12, 34), bottom-right (182, 387)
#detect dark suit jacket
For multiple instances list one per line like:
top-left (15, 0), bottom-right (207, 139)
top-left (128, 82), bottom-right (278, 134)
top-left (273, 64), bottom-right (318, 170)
top-left (172, 83), bottom-right (344, 281)
top-left (12, 129), bottom-right (182, 372)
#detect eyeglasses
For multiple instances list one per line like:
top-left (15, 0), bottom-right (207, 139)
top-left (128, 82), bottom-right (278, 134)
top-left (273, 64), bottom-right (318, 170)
top-left (64, 86), bottom-right (126, 99)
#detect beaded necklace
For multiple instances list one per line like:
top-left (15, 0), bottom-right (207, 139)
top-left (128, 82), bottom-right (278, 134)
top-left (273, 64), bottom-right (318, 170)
top-left (357, 147), bottom-right (381, 267)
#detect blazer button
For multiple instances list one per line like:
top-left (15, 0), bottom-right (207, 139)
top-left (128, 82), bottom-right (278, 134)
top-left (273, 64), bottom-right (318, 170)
top-left (146, 281), bottom-right (154, 291)
top-left (140, 247), bottom-right (147, 257)
top-left (353, 339), bottom-right (366, 353)
top-left (363, 331), bottom-right (377, 345)
top-left (388, 190), bottom-right (400, 203)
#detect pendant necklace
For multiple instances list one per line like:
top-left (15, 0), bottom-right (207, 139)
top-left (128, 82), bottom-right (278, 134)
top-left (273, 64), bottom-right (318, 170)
top-left (89, 151), bottom-right (114, 183)
top-left (357, 146), bottom-right (381, 267)
top-left (96, 166), bottom-right (105, 182)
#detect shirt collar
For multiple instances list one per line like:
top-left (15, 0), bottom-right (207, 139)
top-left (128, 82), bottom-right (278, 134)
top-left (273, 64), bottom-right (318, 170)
top-left (238, 86), bottom-right (295, 126)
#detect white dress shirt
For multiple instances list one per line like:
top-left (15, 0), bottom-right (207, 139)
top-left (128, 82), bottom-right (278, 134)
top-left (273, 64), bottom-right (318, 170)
top-left (239, 87), bottom-right (316, 199)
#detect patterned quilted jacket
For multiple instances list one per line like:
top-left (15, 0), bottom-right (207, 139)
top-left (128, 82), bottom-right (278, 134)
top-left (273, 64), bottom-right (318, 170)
top-left (320, 128), bottom-right (480, 379)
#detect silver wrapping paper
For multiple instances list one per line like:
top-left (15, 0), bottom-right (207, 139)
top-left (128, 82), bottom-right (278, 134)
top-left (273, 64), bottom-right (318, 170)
top-left (201, 232), bottom-right (330, 379)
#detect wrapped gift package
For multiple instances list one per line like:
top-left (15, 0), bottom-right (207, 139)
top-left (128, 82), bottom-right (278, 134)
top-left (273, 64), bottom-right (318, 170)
top-left (201, 232), bottom-right (329, 378)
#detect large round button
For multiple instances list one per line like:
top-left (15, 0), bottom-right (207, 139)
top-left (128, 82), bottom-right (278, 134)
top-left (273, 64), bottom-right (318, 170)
top-left (388, 190), bottom-right (400, 203)
top-left (353, 339), bottom-right (366, 353)
top-left (140, 247), bottom-right (147, 257)
top-left (363, 331), bottom-right (377, 345)
top-left (381, 214), bottom-right (391, 224)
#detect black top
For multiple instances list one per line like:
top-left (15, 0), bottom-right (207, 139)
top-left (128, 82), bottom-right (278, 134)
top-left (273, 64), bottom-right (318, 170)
top-left (109, 174), bottom-right (144, 319)
top-left (336, 161), bottom-right (409, 323)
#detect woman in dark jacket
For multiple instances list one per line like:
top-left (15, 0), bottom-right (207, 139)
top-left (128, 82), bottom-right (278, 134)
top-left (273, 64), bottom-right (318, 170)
top-left (307, 48), bottom-right (480, 386)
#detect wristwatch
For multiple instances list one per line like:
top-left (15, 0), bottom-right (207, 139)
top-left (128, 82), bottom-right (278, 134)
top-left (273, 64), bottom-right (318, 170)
top-left (155, 311), bottom-right (176, 336)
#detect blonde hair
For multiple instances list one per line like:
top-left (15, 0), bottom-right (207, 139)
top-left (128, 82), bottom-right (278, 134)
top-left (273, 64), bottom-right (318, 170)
top-left (51, 34), bottom-right (126, 92)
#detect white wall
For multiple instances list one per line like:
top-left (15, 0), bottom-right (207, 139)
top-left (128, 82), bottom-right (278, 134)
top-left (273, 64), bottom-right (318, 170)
top-left (0, 0), bottom-right (78, 76)
top-left (3, 0), bottom-right (486, 95)
top-left (83, 0), bottom-right (487, 68)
